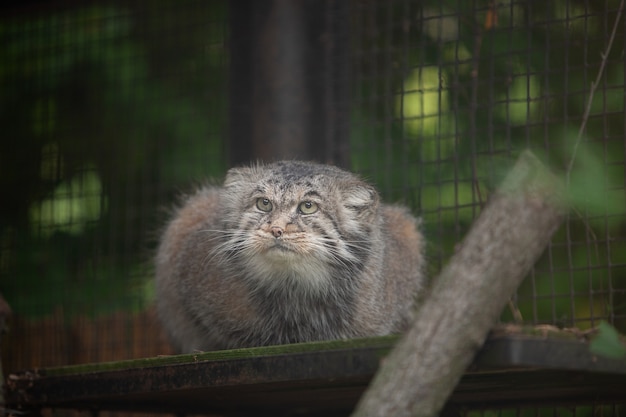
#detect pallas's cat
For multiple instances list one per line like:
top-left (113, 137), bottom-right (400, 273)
top-left (155, 161), bottom-right (425, 352)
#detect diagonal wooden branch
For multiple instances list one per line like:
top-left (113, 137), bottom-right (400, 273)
top-left (352, 150), bottom-right (568, 417)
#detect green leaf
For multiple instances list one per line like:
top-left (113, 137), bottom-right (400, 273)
top-left (566, 141), bottom-right (626, 216)
top-left (589, 321), bottom-right (626, 360)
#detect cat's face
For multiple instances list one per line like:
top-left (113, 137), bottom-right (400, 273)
top-left (216, 161), bottom-right (380, 294)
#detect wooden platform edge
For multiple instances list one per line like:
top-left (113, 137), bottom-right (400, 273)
top-left (5, 327), bottom-right (626, 415)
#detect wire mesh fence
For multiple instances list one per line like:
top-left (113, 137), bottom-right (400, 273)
top-left (1, 0), bottom-right (230, 370)
top-left (350, 0), bottom-right (626, 331)
top-left (1, 0), bottom-right (625, 412)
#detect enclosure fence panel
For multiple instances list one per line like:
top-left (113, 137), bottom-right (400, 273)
top-left (1, 0), bottom-right (229, 371)
top-left (350, 0), bottom-right (626, 331)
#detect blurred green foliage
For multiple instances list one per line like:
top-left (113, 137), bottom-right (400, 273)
top-left (349, 0), bottom-right (626, 330)
top-left (0, 0), bottom-right (625, 335)
top-left (590, 321), bottom-right (626, 359)
top-left (1, 1), bottom-right (228, 316)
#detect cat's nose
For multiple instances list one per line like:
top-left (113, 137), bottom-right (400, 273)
top-left (270, 226), bottom-right (284, 238)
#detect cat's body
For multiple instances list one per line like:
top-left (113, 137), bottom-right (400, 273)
top-left (155, 161), bottom-right (425, 352)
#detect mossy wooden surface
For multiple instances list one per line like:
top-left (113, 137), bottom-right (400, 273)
top-left (6, 330), bottom-right (626, 417)
top-left (37, 334), bottom-right (399, 377)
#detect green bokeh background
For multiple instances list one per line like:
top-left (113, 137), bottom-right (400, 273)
top-left (1, 0), bottom-right (624, 334)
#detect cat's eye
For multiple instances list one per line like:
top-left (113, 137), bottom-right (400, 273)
top-left (256, 198), bottom-right (273, 212)
top-left (298, 201), bottom-right (318, 215)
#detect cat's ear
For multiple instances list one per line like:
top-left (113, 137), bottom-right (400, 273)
top-left (342, 181), bottom-right (380, 220)
top-left (223, 166), bottom-right (255, 189)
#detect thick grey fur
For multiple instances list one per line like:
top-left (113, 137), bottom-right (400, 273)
top-left (155, 161), bottom-right (425, 352)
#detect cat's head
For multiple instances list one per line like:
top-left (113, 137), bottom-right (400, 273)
top-left (216, 161), bottom-right (381, 295)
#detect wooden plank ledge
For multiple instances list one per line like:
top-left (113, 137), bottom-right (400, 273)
top-left (6, 328), bottom-right (626, 416)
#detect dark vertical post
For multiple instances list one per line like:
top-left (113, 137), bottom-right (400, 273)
top-left (229, 0), bottom-right (351, 168)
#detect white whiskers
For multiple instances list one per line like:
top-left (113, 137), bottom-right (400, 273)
top-left (194, 225), bottom-right (377, 298)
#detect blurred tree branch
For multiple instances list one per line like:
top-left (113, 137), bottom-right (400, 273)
top-left (352, 150), bottom-right (567, 417)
